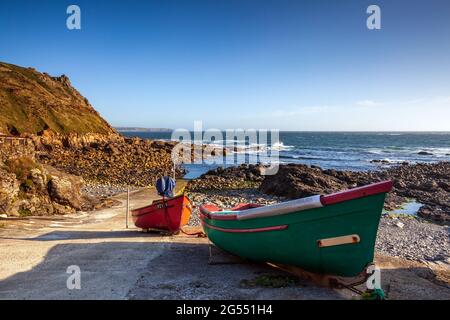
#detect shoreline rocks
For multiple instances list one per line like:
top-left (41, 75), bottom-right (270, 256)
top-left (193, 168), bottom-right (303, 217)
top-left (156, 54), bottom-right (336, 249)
top-left (259, 162), bottom-right (450, 224)
top-left (187, 164), bottom-right (265, 192)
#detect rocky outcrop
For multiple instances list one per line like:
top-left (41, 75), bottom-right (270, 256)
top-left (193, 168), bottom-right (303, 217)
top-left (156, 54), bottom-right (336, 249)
top-left (0, 61), bottom-right (115, 135)
top-left (187, 164), bottom-right (265, 192)
top-left (28, 130), bottom-right (124, 151)
top-left (0, 61), bottom-right (179, 216)
top-left (260, 164), bottom-right (362, 199)
top-left (35, 133), bottom-right (179, 187)
top-left (379, 162), bottom-right (450, 223)
top-left (0, 156), bottom-right (112, 217)
top-left (0, 168), bottom-right (20, 215)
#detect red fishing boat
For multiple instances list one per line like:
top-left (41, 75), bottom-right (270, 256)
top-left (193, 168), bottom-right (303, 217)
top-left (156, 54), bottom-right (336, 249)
top-left (131, 176), bottom-right (192, 232)
top-left (131, 194), bottom-right (193, 232)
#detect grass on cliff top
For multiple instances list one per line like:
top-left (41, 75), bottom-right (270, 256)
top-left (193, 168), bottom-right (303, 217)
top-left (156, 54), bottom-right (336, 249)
top-left (0, 61), bottom-right (115, 135)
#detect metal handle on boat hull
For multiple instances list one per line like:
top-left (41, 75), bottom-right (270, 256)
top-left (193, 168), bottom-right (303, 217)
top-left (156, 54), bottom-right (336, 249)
top-left (317, 234), bottom-right (360, 248)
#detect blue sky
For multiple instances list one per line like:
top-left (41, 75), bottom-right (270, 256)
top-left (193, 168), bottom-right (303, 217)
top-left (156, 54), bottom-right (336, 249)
top-left (1, 0), bottom-right (449, 131)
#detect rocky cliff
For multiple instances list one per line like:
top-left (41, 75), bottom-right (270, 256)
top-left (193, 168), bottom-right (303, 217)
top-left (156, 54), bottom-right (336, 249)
top-left (0, 62), bottom-right (115, 135)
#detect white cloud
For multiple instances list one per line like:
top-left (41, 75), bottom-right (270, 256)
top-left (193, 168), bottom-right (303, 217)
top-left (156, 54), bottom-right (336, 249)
top-left (355, 96), bottom-right (450, 108)
top-left (356, 100), bottom-right (383, 107)
top-left (269, 105), bottom-right (331, 117)
top-left (430, 96), bottom-right (450, 104)
top-left (228, 96), bottom-right (449, 130)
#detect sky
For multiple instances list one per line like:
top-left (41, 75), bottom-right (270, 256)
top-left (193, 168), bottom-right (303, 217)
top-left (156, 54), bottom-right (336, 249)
top-left (1, 0), bottom-right (449, 131)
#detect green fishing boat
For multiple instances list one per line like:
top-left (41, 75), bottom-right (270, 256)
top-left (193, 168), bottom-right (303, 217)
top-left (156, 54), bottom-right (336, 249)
top-left (200, 181), bottom-right (393, 277)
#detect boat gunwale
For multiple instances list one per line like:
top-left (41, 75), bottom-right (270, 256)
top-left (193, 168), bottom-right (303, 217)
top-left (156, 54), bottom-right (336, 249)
top-left (131, 194), bottom-right (192, 217)
top-left (200, 180), bottom-right (393, 221)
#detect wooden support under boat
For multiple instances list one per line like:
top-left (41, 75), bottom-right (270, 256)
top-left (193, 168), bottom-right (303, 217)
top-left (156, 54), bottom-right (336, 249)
top-left (208, 243), bottom-right (372, 291)
top-left (268, 262), bottom-right (371, 289)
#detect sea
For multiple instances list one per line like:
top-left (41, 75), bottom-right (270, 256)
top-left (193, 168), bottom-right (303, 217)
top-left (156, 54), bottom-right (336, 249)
top-left (121, 131), bottom-right (450, 179)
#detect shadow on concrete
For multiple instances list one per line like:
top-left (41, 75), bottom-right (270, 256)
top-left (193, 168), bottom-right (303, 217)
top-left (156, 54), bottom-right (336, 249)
top-left (0, 238), bottom-right (347, 300)
top-left (1, 233), bottom-right (449, 300)
top-left (0, 229), bottom-right (161, 241)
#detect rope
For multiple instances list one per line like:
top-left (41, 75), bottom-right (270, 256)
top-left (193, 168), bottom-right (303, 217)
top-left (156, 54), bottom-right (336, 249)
top-left (331, 267), bottom-right (386, 300)
top-left (161, 194), bottom-right (204, 236)
top-left (179, 227), bottom-right (206, 237)
top-left (161, 195), bottom-right (176, 233)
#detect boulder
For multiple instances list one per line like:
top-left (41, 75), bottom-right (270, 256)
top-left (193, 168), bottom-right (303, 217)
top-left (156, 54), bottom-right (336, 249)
top-left (259, 164), bottom-right (351, 199)
top-left (418, 151), bottom-right (433, 156)
top-left (29, 168), bottom-right (47, 190)
top-left (52, 202), bottom-right (76, 215)
top-left (48, 171), bottom-right (84, 209)
top-left (12, 196), bottom-right (54, 216)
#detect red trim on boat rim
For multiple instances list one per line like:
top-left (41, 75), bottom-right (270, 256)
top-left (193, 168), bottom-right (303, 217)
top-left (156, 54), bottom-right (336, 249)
top-left (199, 210), bottom-right (237, 221)
top-left (132, 204), bottom-right (176, 217)
top-left (230, 203), bottom-right (263, 211)
top-left (320, 180), bottom-right (393, 206)
top-left (202, 221), bottom-right (288, 233)
top-left (200, 205), bottom-right (239, 221)
top-left (209, 214), bottom-right (238, 221)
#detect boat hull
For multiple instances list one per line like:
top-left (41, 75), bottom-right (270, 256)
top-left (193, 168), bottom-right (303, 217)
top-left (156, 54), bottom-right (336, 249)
top-left (132, 195), bottom-right (192, 232)
top-left (201, 183), bottom-right (391, 277)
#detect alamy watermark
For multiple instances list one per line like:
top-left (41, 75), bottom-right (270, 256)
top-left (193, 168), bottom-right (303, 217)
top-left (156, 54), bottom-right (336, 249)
top-left (66, 5), bottom-right (81, 30)
top-left (66, 265), bottom-right (81, 290)
top-left (65, 5), bottom-right (381, 32)
top-left (170, 121), bottom-right (280, 176)
top-left (367, 5), bottom-right (381, 30)
top-left (366, 265), bottom-right (382, 290)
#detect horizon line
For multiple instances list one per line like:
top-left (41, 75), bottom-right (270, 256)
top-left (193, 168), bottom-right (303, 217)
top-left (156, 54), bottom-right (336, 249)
top-left (114, 127), bottom-right (450, 133)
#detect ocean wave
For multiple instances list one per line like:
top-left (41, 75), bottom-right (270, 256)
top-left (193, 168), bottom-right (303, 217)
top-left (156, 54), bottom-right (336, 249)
top-left (278, 154), bottom-right (346, 161)
top-left (376, 133), bottom-right (404, 136)
top-left (225, 141), bottom-right (294, 153)
top-left (269, 142), bottom-right (294, 151)
top-left (368, 158), bottom-right (410, 164)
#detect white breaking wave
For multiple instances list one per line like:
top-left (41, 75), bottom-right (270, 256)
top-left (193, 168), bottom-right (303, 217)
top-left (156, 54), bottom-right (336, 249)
top-left (269, 142), bottom-right (294, 151)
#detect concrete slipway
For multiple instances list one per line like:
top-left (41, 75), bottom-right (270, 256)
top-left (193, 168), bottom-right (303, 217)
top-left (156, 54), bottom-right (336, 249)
top-left (0, 187), bottom-right (448, 300)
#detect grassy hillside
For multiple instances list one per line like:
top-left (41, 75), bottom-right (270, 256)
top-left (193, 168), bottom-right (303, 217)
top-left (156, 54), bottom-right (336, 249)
top-left (0, 62), bottom-right (115, 135)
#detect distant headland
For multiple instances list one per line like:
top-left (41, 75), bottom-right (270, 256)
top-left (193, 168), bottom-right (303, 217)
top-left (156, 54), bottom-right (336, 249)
top-left (115, 127), bottom-right (173, 133)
